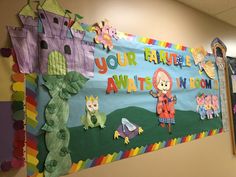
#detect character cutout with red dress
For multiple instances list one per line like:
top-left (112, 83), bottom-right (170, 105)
top-left (149, 68), bottom-right (177, 134)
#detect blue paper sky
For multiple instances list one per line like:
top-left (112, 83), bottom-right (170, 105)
top-left (34, 33), bottom-right (220, 131)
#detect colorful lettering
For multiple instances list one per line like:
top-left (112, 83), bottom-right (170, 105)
top-left (95, 57), bottom-right (108, 74)
top-left (106, 78), bottom-right (118, 94)
top-left (127, 78), bottom-right (137, 93)
top-left (113, 75), bottom-right (128, 89)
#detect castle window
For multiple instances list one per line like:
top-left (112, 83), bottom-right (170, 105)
top-left (64, 21), bottom-right (68, 26)
top-left (53, 17), bottom-right (59, 24)
top-left (216, 47), bottom-right (223, 57)
top-left (40, 40), bottom-right (48, 49)
top-left (40, 13), bottom-right (45, 19)
top-left (64, 45), bottom-right (71, 55)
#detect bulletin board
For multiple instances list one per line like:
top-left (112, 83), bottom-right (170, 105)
top-left (2, 0), bottom-right (225, 177)
top-left (226, 57), bottom-right (236, 153)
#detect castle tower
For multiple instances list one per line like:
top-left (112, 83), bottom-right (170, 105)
top-left (8, 0), bottom-right (95, 78)
top-left (69, 29), bottom-right (94, 77)
top-left (37, 0), bottom-right (95, 77)
top-left (8, 4), bottom-right (39, 73)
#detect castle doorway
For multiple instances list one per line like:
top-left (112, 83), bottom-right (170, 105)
top-left (48, 51), bottom-right (67, 75)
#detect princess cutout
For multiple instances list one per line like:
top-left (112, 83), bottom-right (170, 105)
top-left (149, 68), bottom-right (177, 134)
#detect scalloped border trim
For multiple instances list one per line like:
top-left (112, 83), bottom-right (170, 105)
top-left (25, 74), bottom-right (39, 176)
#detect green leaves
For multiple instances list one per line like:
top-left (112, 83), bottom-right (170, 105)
top-left (61, 72), bottom-right (88, 99)
top-left (59, 147), bottom-right (70, 157)
top-left (64, 71), bottom-right (88, 94)
top-left (42, 123), bottom-right (54, 132)
top-left (43, 72), bottom-right (85, 177)
top-left (43, 71), bottom-right (89, 100)
top-left (59, 89), bottom-right (71, 100)
top-left (45, 160), bottom-right (57, 173)
top-left (47, 103), bottom-right (57, 114)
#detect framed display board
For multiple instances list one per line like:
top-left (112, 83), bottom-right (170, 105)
top-left (226, 57), bottom-right (236, 154)
top-left (3, 1), bottom-right (225, 176)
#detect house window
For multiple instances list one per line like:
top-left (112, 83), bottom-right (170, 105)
top-left (53, 17), bottom-right (59, 24)
top-left (64, 21), bottom-right (68, 26)
top-left (40, 13), bottom-right (45, 19)
top-left (40, 40), bottom-right (48, 49)
top-left (64, 45), bottom-right (71, 55)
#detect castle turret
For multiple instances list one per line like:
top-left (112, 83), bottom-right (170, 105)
top-left (8, 3), bottom-right (39, 73)
top-left (8, 0), bottom-right (95, 78)
top-left (38, 9), bottom-right (70, 39)
top-left (39, 0), bottom-right (66, 16)
top-left (71, 29), bottom-right (95, 77)
top-left (19, 4), bottom-right (38, 29)
top-left (38, 0), bottom-right (70, 38)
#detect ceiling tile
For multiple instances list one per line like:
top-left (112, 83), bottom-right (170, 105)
top-left (178, 0), bottom-right (231, 15)
top-left (216, 7), bottom-right (236, 26)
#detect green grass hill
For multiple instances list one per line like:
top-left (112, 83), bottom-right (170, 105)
top-left (37, 106), bottom-right (222, 172)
